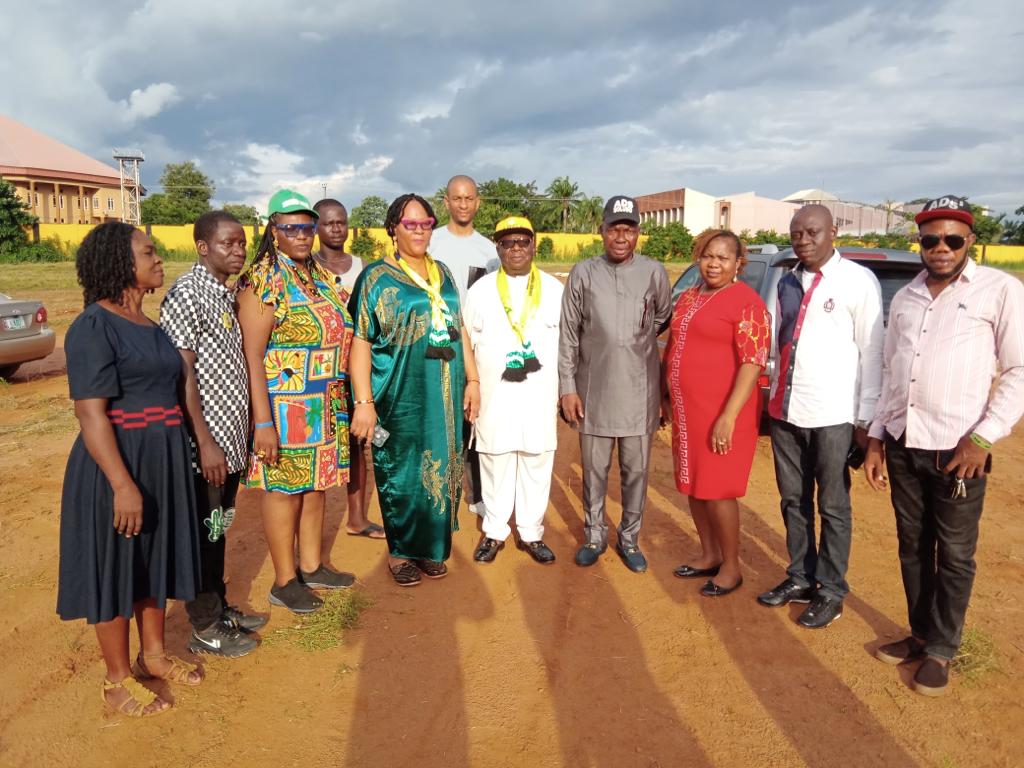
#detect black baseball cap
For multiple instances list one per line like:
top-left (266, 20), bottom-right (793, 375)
top-left (602, 195), bottom-right (640, 226)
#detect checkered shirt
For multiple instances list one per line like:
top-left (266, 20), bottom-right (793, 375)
top-left (160, 262), bottom-right (250, 473)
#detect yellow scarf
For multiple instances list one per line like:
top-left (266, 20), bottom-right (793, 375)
top-left (496, 263), bottom-right (543, 381)
top-left (396, 252), bottom-right (458, 359)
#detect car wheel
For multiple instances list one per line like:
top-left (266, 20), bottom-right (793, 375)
top-left (0, 363), bottom-right (20, 380)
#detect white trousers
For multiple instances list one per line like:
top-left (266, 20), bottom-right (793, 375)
top-left (478, 450), bottom-right (555, 543)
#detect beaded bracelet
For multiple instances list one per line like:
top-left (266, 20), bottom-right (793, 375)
top-left (970, 432), bottom-right (992, 451)
top-left (255, 420), bottom-right (274, 429)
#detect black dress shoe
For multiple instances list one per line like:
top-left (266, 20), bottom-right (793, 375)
top-left (756, 578), bottom-right (814, 607)
top-left (615, 544), bottom-right (648, 573)
top-left (473, 537), bottom-right (504, 563)
top-left (674, 563), bottom-right (721, 579)
top-left (797, 596), bottom-right (843, 628)
top-left (575, 543), bottom-right (606, 567)
top-left (700, 576), bottom-right (743, 597)
top-left (518, 539), bottom-right (556, 564)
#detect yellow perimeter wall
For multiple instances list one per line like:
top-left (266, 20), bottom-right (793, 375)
top-left (36, 224), bottom-right (641, 262)
top-left (36, 223), bottom-right (1024, 263)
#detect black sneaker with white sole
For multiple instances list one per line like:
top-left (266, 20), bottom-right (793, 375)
top-left (269, 578), bottom-right (323, 614)
top-left (187, 620), bottom-right (259, 658)
top-left (222, 604), bottom-right (269, 633)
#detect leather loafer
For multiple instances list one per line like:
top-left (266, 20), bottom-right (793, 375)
top-left (797, 596), bottom-right (843, 629)
top-left (575, 543), bottom-right (606, 567)
top-left (674, 563), bottom-right (721, 579)
top-left (700, 576), bottom-right (743, 597)
top-left (875, 636), bottom-right (926, 666)
top-left (518, 539), bottom-right (556, 564)
top-left (473, 537), bottom-right (504, 563)
top-left (616, 544), bottom-right (648, 573)
top-left (913, 657), bottom-right (950, 697)
top-left (757, 578), bottom-right (814, 607)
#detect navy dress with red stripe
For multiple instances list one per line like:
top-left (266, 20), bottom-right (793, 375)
top-left (57, 303), bottom-right (200, 623)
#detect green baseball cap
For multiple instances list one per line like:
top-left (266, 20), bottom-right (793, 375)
top-left (267, 188), bottom-right (318, 219)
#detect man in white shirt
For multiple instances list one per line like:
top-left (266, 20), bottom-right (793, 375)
top-left (463, 216), bottom-right (563, 564)
top-left (430, 175), bottom-right (499, 517)
top-left (758, 205), bottom-right (884, 629)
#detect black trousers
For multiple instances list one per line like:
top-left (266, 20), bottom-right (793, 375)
top-left (770, 419), bottom-right (853, 601)
top-left (884, 434), bottom-right (985, 660)
top-left (185, 471), bottom-right (240, 631)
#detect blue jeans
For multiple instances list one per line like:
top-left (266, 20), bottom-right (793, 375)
top-left (770, 419), bottom-right (853, 601)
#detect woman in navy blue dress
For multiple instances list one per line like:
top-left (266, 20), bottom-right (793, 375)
top-left (58, 222), bottom-right (203, 717)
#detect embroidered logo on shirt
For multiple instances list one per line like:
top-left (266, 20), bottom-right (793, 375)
top-left (823, 298), bottom-right (835, 313)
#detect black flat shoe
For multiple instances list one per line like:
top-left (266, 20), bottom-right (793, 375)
top-left (673, 563), bottom-right (721, 579)
top-left (700, 577), bottom-right (743, 597)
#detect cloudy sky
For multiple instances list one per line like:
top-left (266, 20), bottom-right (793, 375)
top-left (3, 0), bottom-right (1022, 214)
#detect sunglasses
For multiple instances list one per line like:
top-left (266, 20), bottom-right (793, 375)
top-left (920, 233), bottom-right (968, 251)
top-left (274, 223), bottom-right (317, 239)
top-left (400, 217), bottom-right (435, 232)
top-left (497, 236), bottom-right (533, 250)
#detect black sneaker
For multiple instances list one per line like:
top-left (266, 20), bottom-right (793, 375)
top-left (222, 604), bottom-right (269, 633)
top-left (756, 578), bottom-right (815, 607)
top-left (187, 620), bottom-right (259, 658)
top-left (797, 596), bottom-right (843, 629)
top-left (269, 578), bottom-right (323, 614)
top-left (299, 564), bottom-right (355, 589)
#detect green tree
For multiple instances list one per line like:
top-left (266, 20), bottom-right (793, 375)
top-left (970, 204), bottom-right (1003, 244)
top-left (222, 203), bottom-right (260, 224)
top-left (140, 161), bottom-right (215, 224)
top-left (544, 176), bottom-right (582, 232)
top-left (350, 195), bottom-right (388, 228)
top-left (475, 178), bottom-right (542, 236)
top-left (641, 222), bottom-right (694, 262)
top-left (536, 236), bottom-right (555, 261)
top-left (0, 179), bottom-right (37, 253)
top-left (742, 229), bottom-right (791, 247)
top-left (351, 230), bottom-right (385, 259)
top-left (1000, 204), bottom-right (1024, 245)
top-left (568, 195), bottom-right (604, 234)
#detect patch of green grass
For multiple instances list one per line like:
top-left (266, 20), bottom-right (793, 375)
top-left (265, 589), bottom-right (372, 652)
top-left (952, 626), bottom-right (1000, 684)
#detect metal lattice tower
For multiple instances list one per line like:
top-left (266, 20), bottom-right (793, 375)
top-left (113, 148), bottom-right (145, 225)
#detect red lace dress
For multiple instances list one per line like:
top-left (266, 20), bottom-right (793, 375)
top-left (665, 282), bottom-right (770, 499)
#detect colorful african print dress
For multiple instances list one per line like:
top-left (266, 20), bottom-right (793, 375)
top-left (348, 259), bottom-right (465, 562)
top-left (241, 254), bottom-right (354, 494)
top-left (665, 282), bottom-right (770, 500)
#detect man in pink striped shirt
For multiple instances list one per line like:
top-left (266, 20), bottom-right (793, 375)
top-left (864, 195), bottom-right (1024, 697)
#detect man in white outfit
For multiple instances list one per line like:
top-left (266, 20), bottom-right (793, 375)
top-left (463, 216), bottom-right (563, 564)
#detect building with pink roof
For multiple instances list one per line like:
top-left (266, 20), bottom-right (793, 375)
top-left (0, 114), bottom-right (127, 224)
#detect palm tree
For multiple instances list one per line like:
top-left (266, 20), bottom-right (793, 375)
top-left (546, 176), bottom-right (582, 232)
top-left (568, 195), bottom-right (604, 234)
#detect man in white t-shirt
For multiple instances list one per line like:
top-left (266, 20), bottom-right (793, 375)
top-left (429, 175), bottom-right (499, 516)
top-left (463, 216), bottom-right (562, 565)
top-left (312, 198), bottom-right (383, 542)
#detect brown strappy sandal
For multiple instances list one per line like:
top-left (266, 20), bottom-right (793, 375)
top-left (132, 652), bottom-right (204, 686)
top-left (102, 677), bottom-right (170, 717)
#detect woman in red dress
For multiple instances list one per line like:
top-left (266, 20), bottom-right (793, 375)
top-left (662, 230), bottom-right (770, 597)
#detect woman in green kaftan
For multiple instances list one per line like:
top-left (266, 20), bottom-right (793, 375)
top-left (349, 193), bottom-right (481, 587)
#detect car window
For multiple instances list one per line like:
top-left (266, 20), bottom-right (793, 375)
top-left (672, 260), bottom-right (769, 302)
top-left (873, 268), bottom-right (921, 325)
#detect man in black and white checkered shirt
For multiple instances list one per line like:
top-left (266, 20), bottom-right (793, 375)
top-left (160, 211), bottom-right (265, 658)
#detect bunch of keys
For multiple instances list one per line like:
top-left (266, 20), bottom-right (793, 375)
top-left (950, 476), bottom-right (967, 500)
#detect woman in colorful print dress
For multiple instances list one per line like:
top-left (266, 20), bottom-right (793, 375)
top-left (58, 222), bottom-right (203, 718)
top-left (237, 189), bottom-right (355, 614)
top-left (662, 229), bottom-right (770, 597)
top-left (349, 193), bottom-right (481, 587)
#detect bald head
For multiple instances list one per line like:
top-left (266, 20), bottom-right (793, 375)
top-left (446, 174), bottom-right (478, 195)
top-left (790, 204), bottom-right (838, 271)
top-left (444, 175), bottom-right (481, 228)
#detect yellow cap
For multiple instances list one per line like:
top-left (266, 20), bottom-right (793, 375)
top-left (493, 216), bottom-right (534, 238)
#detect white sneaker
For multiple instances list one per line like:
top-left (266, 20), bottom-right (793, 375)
top-left (467, 501), bottom-right (487, 516)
